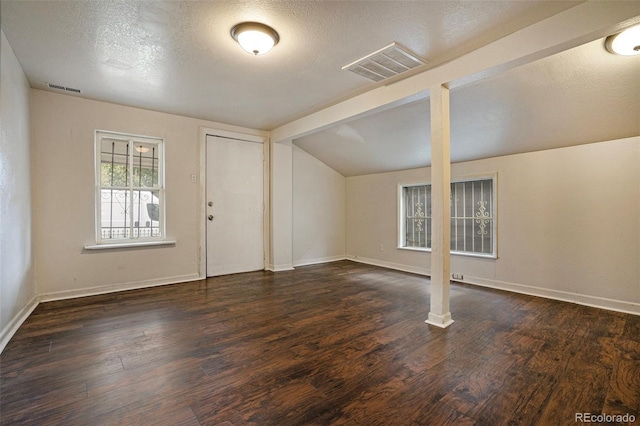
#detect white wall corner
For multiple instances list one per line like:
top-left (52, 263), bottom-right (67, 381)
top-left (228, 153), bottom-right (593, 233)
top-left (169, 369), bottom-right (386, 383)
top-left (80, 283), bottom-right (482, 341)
top-left (0, 296), bottom-right (39, 355)
top-left (346, 255), bottom-right (431, 277)
top-left (293, 256), bottom-right (348, 268)
top-left (269, 139), bottom-right (294, 269)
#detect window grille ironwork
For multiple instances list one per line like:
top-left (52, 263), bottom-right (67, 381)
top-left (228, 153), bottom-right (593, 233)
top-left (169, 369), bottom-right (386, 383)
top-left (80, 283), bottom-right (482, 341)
top-left (404, 185), bottom-right (430, 248)
top-left (401, 178), bottom-right (494, 256)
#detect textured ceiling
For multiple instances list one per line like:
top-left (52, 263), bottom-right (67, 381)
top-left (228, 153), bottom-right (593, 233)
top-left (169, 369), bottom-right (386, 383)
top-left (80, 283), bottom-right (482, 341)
top-left (1, 0), bottom-right (578, 130)
top-left (2, 1), bottom-right (638, 177)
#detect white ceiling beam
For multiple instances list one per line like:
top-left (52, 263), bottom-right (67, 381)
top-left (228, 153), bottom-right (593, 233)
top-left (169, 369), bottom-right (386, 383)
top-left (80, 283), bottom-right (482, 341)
top-left (270, 1), bottom-right (640, 142)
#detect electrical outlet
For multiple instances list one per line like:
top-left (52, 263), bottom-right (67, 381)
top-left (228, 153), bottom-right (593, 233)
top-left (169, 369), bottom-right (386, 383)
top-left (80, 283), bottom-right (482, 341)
top-left (190, 173), bottom-right (197, 183)
top-left (379, 243), bottom-right (384, 251)
top-left (452, 273), bottom-right (464, 280)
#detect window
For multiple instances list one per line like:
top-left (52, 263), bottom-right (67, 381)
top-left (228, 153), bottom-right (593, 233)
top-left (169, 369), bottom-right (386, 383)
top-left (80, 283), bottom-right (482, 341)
top-left (399, 177), bottom-right (495, 257)
top-left (403, 184), bottom-right (431, 249)
top-left (95, 130), bottom-right (165, 244)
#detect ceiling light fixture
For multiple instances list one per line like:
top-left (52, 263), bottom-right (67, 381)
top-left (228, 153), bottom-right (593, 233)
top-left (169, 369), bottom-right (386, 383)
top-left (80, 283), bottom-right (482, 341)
top-left (135, 145), bottom-right (150, 153)
top-left (605, 24), bottom-right (640, 56)
top-left (231, 22), bottom-right (279, 56)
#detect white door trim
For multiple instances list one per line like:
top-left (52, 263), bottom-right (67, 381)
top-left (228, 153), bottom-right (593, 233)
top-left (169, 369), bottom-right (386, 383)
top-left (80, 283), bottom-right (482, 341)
top-left (198, 126), bottom-right (269, 279)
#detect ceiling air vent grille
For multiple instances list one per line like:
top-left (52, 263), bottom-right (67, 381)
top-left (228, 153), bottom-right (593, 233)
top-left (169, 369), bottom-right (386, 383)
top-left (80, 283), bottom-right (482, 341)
top-left (342, 42), bottom-right (426, 82)
top-left (47, 82), bottom-right (81, 94)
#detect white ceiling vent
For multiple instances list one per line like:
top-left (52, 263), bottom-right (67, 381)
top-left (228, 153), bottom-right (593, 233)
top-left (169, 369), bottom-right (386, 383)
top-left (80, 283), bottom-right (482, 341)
top-left (47, 82), bottom-right (81, 93)
top-left (342, 42), bottom-right (427, 82)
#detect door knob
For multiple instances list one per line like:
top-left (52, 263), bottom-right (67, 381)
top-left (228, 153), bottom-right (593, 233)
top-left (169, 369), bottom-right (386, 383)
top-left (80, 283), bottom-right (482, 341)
top-left (208, 215), bottom-right (214, 221)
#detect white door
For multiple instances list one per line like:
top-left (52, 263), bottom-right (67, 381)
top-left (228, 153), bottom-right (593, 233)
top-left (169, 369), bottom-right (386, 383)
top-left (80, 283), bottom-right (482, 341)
top-left (206, 135), bottom-right (264, 277)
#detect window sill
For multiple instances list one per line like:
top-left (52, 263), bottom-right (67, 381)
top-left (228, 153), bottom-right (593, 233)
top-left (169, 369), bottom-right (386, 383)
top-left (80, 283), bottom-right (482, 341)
top-left (397, 246), bottom-right (497, 259)
top-left (397, 246), bottom-right (429, 253)
top-left (84, 240), bottom-right (176, 250)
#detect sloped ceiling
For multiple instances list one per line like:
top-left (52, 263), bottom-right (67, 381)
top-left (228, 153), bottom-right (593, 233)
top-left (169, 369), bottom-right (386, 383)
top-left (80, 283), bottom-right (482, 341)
top-left (294, 37), bottom-right (640, 176)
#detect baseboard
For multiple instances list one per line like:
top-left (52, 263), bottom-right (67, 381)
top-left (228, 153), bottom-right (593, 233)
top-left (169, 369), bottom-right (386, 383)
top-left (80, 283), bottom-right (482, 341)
top-left (346, 255), bottom-right (430, 277)
top-left (346, 256), bottom-right (640, 316)
top-left (293, 255), bottom-right (347, 267)
top-left (0, 295), bottom-right (39, 354)
top-left (266, 263), bottom-right (295, 272)
top-left (38, 273), bottom-right (203, 302)
top-left (463, 275), bottom-right (640, 316)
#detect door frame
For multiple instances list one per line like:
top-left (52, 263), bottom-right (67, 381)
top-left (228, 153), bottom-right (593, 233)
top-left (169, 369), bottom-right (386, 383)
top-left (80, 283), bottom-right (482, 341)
top-left (198, 127), bottom-right (270, 279)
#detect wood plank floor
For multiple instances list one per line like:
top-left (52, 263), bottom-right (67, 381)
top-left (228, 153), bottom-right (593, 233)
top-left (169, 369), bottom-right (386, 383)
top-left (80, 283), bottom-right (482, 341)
top-left (1, 261), bottom-right (639, 425)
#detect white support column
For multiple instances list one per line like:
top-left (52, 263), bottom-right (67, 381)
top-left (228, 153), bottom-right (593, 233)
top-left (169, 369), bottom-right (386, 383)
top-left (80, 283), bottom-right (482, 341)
top-left (269, 138), bottom-right (294, 271)
top-left (426, 84), bottom-right (454, 328)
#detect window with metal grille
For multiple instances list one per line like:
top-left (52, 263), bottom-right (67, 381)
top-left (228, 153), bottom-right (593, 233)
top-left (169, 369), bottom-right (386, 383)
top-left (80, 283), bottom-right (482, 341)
top-left (399, 177), bottom-right (495, 257)
top-left (403, 184), bottom-right (431, 249)
top-left (95, 130), bottom-right (165, 244)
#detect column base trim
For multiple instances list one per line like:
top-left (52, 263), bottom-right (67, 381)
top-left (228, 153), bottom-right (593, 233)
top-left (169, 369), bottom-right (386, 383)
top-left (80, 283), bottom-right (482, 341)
top-left (425, 312), bottom-right (454, 328)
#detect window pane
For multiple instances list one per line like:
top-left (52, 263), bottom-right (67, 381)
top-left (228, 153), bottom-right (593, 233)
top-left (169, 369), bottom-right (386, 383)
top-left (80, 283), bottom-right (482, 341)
top-left (132, 190), bottom-right (161, 238)
top-left (482, 220), bottom-right (493, 254)
top-left (451, 218), bottom-right (463, 251)
top-left (100, 138), bottom-right (129, 187)
top-left (463, 218), bottom-right (474, 251)
top-left (132, 143), bottom-right (159, 188)
top-left (100, 189), bottom-right (131, 240)
top-left (463, 181), bottom-right (473, 217)
top-left (404, 185), bottom-right (428, 248)
top-left (451, 182), bottom-right (461, 217)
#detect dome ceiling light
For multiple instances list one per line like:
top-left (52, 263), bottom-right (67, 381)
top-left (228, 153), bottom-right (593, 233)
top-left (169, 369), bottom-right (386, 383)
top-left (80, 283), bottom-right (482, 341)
top-left (605, 24), bottom-right (640, 56)
top-left (231, 22), bottom-right (279, 56)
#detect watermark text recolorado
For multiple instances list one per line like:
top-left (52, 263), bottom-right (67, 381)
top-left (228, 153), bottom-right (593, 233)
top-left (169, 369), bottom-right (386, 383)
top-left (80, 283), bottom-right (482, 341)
top-left (575, 412), bottom-right (636, 423)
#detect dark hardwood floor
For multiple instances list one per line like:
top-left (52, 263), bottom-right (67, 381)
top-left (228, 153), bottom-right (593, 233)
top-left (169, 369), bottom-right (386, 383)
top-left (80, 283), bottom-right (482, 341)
top-left (1, 261), bottom-right (639, 425)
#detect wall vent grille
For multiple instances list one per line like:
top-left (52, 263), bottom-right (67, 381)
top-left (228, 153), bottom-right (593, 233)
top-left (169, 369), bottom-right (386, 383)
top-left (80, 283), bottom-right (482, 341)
top-left (342, 43), bottom-right (426, 82)
top-left (47, 82), bottom-right (81, 93)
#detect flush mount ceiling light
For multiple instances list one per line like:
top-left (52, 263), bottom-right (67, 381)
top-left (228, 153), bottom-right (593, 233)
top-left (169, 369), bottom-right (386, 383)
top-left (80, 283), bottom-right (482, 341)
top-left (606, 24), bottom-right (640, 56)
top-left (231, 22), bottom-right (279, 56)
top-left (135, 145), bottom-right (150, 153)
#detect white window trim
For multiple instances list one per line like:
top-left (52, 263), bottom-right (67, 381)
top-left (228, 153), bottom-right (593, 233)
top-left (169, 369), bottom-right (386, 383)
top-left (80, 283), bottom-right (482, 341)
top-left (92, 129), bottom-right (167, 247)
top-left (397, 173), bottom-right (498, 259)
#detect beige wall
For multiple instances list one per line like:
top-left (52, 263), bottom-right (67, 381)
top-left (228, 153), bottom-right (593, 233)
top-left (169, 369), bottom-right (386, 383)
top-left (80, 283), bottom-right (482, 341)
top-left (293, 145), bottom-right (346, 266)
top-left (346, 137), bottom-right (640, 313)
top-left (30, 89), bottom-right (265, 299)
top-left (347, 167), bottom-right (430, 274)
top-left (0, 31), bottom-right (36, 350)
